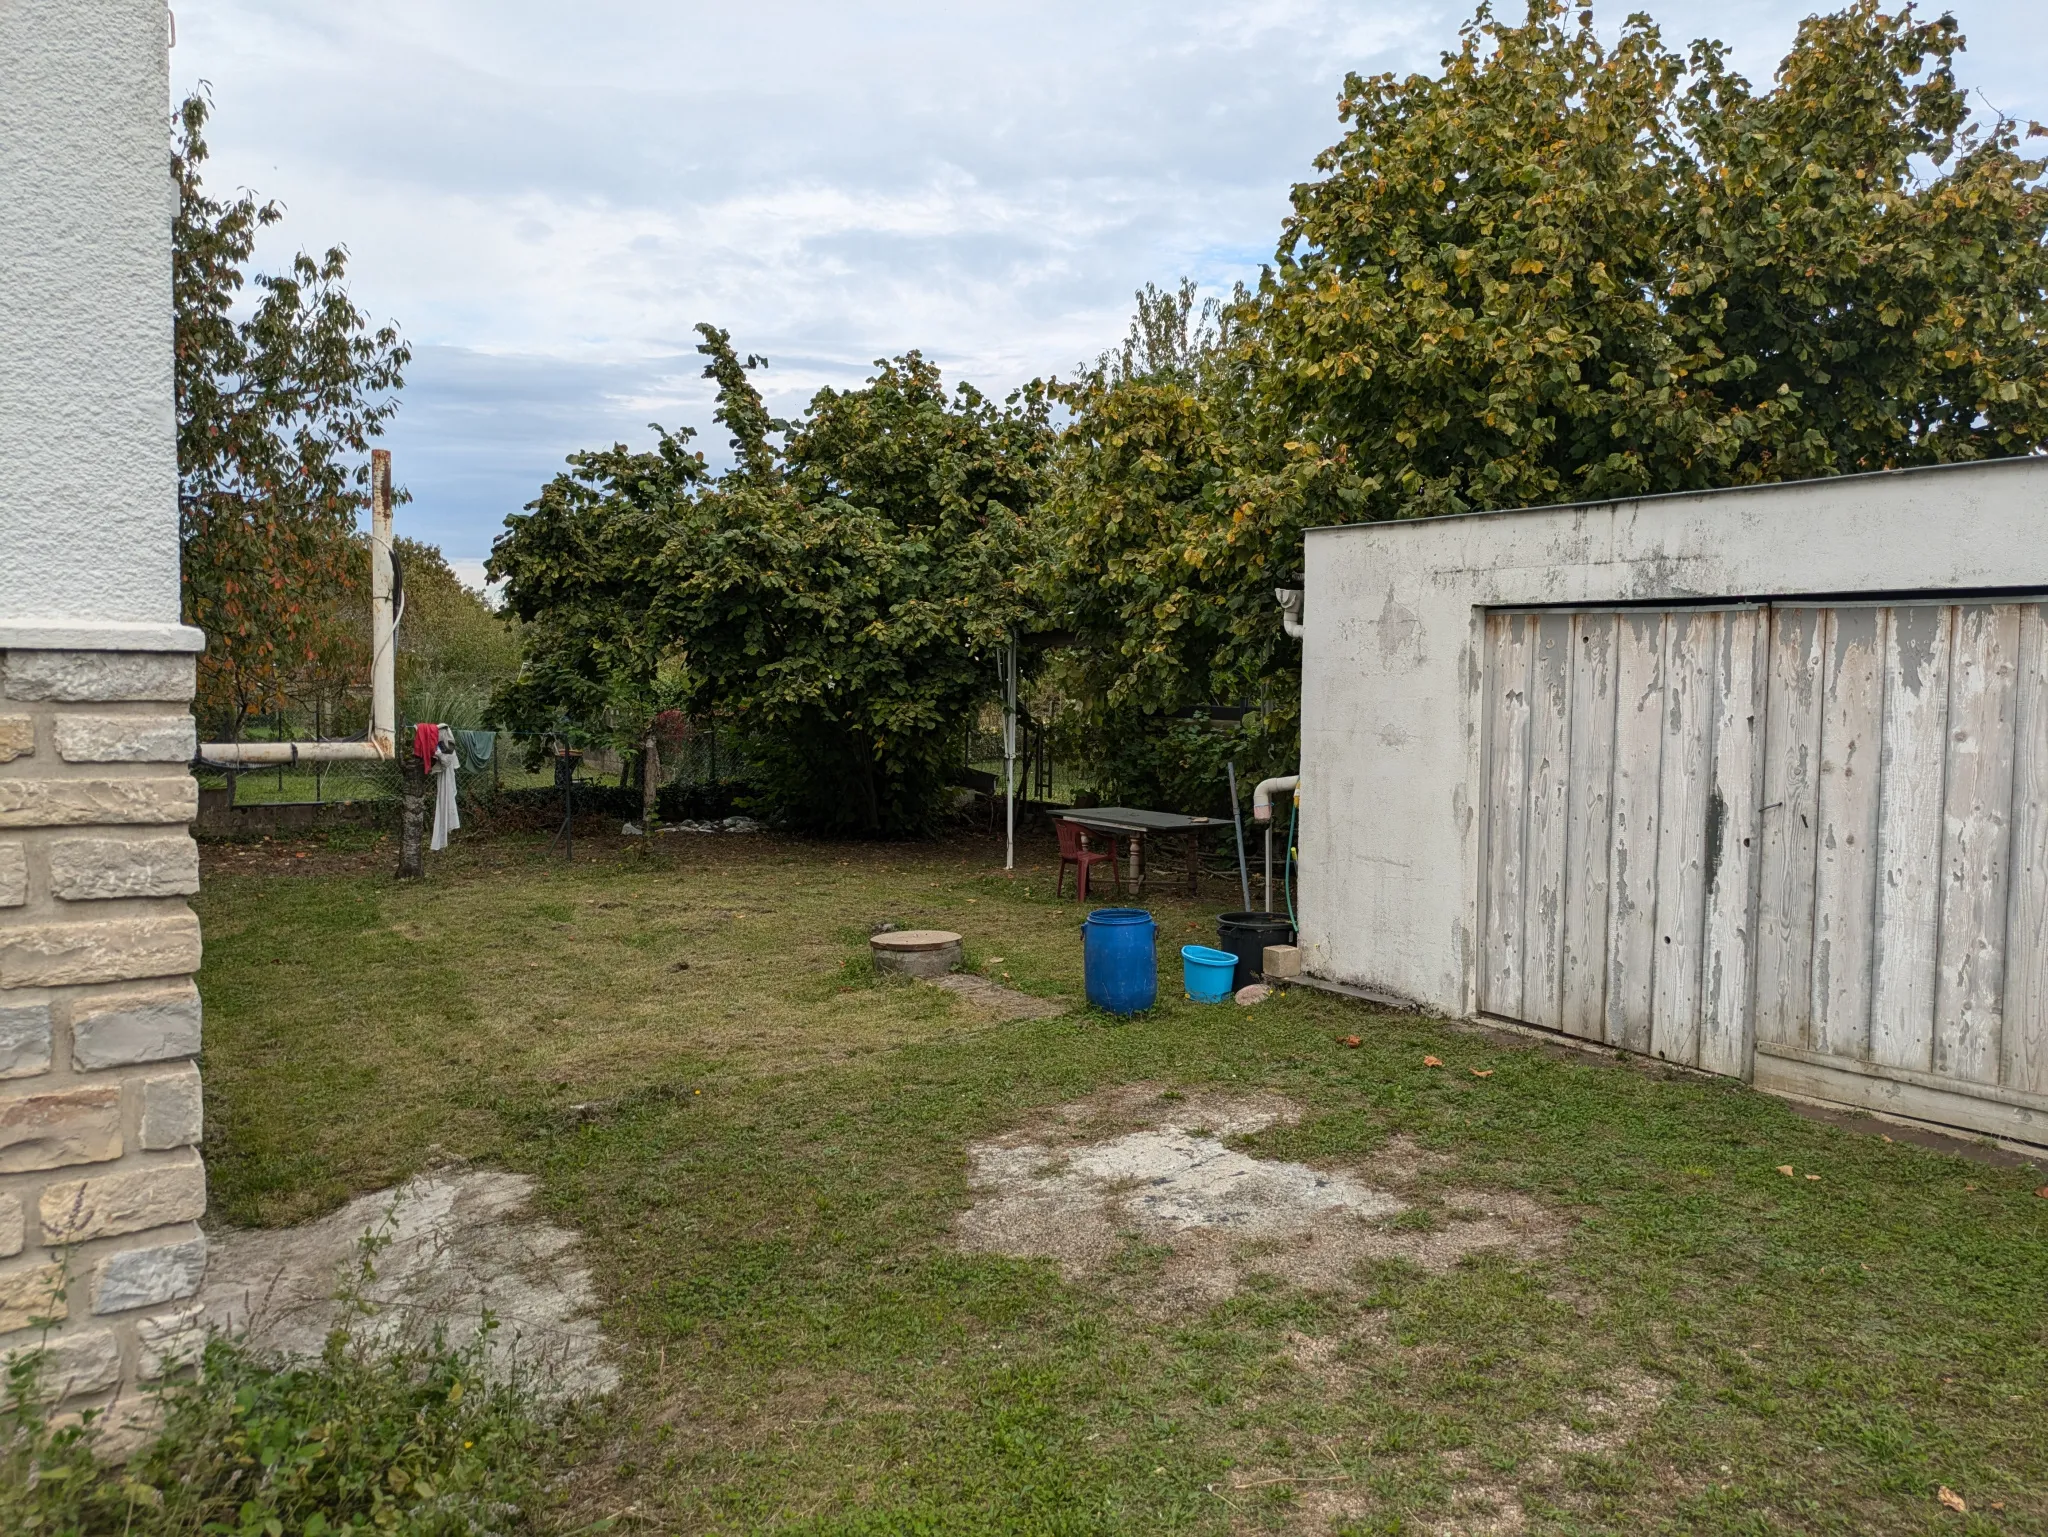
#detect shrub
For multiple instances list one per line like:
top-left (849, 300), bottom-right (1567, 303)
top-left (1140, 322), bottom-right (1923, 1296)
top-left (1, 1316), bottom-right (551, 1536)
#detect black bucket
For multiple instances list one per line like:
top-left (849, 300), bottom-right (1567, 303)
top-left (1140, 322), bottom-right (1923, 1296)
top-left (1216, 911), bottom-right (1295, 992)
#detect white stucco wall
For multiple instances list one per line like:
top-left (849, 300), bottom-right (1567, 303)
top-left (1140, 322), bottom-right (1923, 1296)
top-left (0, 0), bottom-right (199, 652)
top-left (1298, 456), bottom-right (2048, 1017)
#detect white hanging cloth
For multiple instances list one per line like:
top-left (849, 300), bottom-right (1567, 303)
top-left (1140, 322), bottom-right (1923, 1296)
top-left (429, 727), bottom-right (462, 851)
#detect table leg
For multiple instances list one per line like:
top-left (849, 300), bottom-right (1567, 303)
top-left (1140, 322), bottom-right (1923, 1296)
top-left (1128, 833), bottom-right (1144, 894)
top-left (1188, 830), bottom-right (1200, 897)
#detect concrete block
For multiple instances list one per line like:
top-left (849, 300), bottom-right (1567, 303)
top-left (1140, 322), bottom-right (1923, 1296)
top-left (0, 1084), bottom-right (122, 1173)
top-left (40, 1155), bottom-right (206, 1244)
top-left (70, 983), bottom-right (201, 1068)
top-left (0, 1193), bottom-right (22, 1257)
top-left (1262, 945), bottom-right (1302, 979)
top-left (3, 652), bottom-right (195, 704)
top-left (0, 841), bottom-right (24, 906)
top-left (0, 776), bottom-right (198, 829)
top-left (134, 1304), bottom-right (206, 1379)
top-left (0, 912), bottom-right (202, 990)
top-left (52, 714), bottom-right (197, 763)
top-left (0, 717), bottom-right (31, 762)
top-left (1, 1328), bottom-right (121, 1399)
top-left (0, 1002), bottom-right (53, 1078)
top-left (48, 835), bottom-right (199, 900)
top-left (137, 1065), bottom-right (202, 1149)
top-left (0, 1261), bottom-right (67, 1331)
top-left (92, 1232), bottom-right (207, 1314)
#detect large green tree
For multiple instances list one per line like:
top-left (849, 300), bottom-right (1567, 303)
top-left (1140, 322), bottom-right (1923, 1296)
top-left (174, 91), bottom-right (409, 739)
top-left (1050, 0), bottom-right (2048, 796)
top-left (489, 327), bottom-right (1051, 835)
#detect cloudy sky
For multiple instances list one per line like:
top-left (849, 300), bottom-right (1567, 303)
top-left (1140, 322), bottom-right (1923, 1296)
top-left (169, 0), bottom-right (2047, 586)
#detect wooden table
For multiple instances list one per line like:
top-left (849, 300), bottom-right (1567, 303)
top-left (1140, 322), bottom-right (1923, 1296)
top-left (1057, 807), bottom-right (1225, 897)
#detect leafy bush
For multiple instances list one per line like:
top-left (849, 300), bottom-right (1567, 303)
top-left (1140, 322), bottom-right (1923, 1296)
top-left (1, 1318), bottom-right (550, 1536)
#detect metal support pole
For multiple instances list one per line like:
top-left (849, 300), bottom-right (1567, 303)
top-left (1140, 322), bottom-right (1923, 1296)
top-left (1003, 634), bottom-right (1018, 871)
top-left (1227, 760), bottom-right (1251, 910)
top-left (1264, 826), bottom-right (1274, 913)
top-left (368, 450), bottom-right (396, 760)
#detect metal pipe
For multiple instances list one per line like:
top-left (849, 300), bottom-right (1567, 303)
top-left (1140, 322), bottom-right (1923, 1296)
top-left (1264, 824), bottom-right (1274, 913)
top-left (1002, 634), bottom-right (1017, 872)
top-left (1227, 760), bottom-right (1250, 909)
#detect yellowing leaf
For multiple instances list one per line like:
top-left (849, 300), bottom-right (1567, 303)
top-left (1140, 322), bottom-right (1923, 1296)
top-left (1937, 1485), bottom-right (1967, 1513)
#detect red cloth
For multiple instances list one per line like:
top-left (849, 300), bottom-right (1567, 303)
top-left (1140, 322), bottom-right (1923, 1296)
top-left (413, 722), bottom-right (440, 764)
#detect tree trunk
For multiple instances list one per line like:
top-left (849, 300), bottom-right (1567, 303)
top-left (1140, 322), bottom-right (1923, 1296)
top-left (642, 735), bottom-right (660, 829)
top-left (396, 747), bottom-right (426, 879)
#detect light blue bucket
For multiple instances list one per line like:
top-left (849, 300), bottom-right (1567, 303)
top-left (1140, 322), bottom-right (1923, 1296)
top-left (1181, 944), bottom-right (1237, 1004)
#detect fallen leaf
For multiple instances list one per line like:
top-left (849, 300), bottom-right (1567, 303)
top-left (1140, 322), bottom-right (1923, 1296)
top-left (1342, 1036), bottom-right (1362, 1048)
top-left (1471, 1069), bottom-right (1494, 1078)
top-left (1777, 1165), bottom-right (1796, 1177)
top-left (1937, 1485), bottom-right (1966, 1513)
top-left (1423, 1055), bottom-right (1444, 1068)
top-left (986, 957), bottom-right (1005, 965)
top-left (1806, 1174), bottom-right (1822, 1182)
top-left (1882, 1134), bottom-right (1894, 1143)
top-left (2036, 1186), bottom-right (2048, 1199)
top-left (1964, 1182), bottom-right (1976, 1191)
top-left (1993, 1501), bottom-right (2006, 1511)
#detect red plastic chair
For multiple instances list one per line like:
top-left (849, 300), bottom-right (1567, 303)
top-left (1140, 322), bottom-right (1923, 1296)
top-left (1055, 818), bottom-right (1122, 901)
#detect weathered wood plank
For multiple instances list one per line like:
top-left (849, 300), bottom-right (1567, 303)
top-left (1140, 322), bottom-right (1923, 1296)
top-left (1650, 609), bottom-right (1716, 1067)
top-left (1871, 603), bottom-right (1953, 1073)
top-left (1700, 608), bottom-right (1766, 1079)
top-left (1520, 611), bottom-right (1575, 1031)
top-left (1752, 1046), bottom-right (2048, 1152)
top-left (1754, 608), bottom-right (1825, 1049)
top-left (1605, 610), bottom-right (1666, 1054)
top-left (1479, 613), bottom-right (1534, 1019)
top-left (2001, 604), bottom-right (2048, 1094)
top-left (1810, 606), bottom-right (1885, 1061)
top-left (1934, 604), bottom-right (2021, 1086)
top-left (1560, 612), bottom-right (1618, 1042)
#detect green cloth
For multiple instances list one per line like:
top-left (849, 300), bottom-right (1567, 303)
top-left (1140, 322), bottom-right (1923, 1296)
top-left (455, 729), bottom-right (495, 765)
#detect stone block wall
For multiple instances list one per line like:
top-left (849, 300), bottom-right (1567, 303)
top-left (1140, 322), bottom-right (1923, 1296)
top-left (0, 648), bottom-right (205, 1432)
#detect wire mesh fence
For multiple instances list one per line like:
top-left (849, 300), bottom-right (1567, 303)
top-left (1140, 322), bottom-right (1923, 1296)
top-left (194, 720), bottom-right (758, 824)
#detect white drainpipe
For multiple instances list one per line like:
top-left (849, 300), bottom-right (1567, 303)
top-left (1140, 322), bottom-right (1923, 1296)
top-left (1276, 587), bottom-right (1305, 639)
top-left (1252, 775), bottom-right (1299, 913)
top-left (199, 449), bottom-right (399, 765)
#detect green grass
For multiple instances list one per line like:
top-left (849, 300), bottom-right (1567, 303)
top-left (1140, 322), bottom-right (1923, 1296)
top-left (193, 829), bottom-right (2048, 1534)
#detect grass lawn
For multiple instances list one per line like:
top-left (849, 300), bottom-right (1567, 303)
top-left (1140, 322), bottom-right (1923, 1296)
top-left (192, 826), bottom-right (2048, 1535)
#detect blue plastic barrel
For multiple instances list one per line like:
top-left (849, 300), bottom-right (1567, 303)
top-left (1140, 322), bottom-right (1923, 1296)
top-left (1082, 907), bottom-right (1157, 1014)
top-left (1181, 944), bottom-right (1237, 1003)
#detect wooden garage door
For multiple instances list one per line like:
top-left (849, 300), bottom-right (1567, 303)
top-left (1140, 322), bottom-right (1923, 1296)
top-left (1479, 599), bottom-right (2048, 1132)
top-left (1476, 606), bottom-right (1765, 1074)
top-left (1751, 602), bottom-right (2048, 1126)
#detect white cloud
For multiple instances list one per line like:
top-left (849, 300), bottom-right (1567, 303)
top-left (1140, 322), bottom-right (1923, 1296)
top-left (170, 0), bottom-right (2048, 561)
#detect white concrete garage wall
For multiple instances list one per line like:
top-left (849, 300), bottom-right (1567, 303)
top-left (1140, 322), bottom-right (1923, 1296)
top-left (1298, 457), bottom-right (2048, 1023)
top-left (0, 0), bottom-right (198, 652)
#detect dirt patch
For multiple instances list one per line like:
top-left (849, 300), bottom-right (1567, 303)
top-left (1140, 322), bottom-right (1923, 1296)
top-left (1278, 1368), bottom-right (1673, 1535)
top-left (925, 972), bottom-right (1069, 1021)
top-left (955, 1086), bottom-right (1562, 1312)
top-left (199, 1168), bottom-right (616, 1400)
